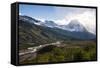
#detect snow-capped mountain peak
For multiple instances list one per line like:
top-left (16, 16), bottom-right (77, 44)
top-left (19, 15), bottom-right (45, 26)
top-left (19, 15), bottom-right (88, 33)
top-left (66, 20), bottom-right (86, 32)
top-left (44, 20), bottom-right (58, 28)
top-left (19, 15), bottom-right (39, 23)
top-left (59, 20), bottom-right (87, 32)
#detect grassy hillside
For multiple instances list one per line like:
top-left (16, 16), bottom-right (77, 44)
top-left (18, 16), bottom-right (96, 64)
top-left (18, 20), bottom-right (75, 50)
top-left (20, 41), bottom-right (96, 64)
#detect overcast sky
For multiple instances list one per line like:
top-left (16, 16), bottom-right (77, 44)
top-left (19, 4), bottom-right (96, 34)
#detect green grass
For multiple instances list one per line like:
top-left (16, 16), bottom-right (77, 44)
top-left (19, 41), bottom-right (96, 64)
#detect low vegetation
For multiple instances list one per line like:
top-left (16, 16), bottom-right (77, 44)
top-left (20, 41), bottom-right (96, 64)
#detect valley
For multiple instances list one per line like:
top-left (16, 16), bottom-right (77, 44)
top-left (19, 40), bottom-right (96, 64)
top-left (18, 15), bottom-right (96, 64)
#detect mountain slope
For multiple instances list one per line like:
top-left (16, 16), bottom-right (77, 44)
top-left (19, 15), bottom-right (96, 46)
top-left (44, 20), bottom-right (58, 28)
top-left (58, 20), bottom-right (87, 32)
top-left (19, 17), bottom-right (76, 46)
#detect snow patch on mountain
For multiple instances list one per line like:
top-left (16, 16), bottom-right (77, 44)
top-left (19, 15), bottom-right (95, 35)
top-left (60, 20), bottom-right (87, 32)
top-left (43, 20), bottom-right (58, 28)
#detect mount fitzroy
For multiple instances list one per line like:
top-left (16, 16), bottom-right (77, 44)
top-left (19, 15), bottom-right (96, 45)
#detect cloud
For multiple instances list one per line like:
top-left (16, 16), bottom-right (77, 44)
top-left (19, 13), bottom-right (22, 15)
top-left (54, 19), bottom-right (68, 25)
top-left (54, 7), bottom-right (96, 34)
top-left (65, 9), bottom-right (96, 34)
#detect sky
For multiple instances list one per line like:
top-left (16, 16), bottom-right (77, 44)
top-left (19, 4), bottom-right (96, 34)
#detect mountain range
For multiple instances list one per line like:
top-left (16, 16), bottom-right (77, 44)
top-left (19, 15), bottom-right (96, 45)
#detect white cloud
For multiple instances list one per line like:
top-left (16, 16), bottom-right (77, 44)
top-left (19, 13), bottom-right (22, 15)
top-left (65, 9), bottom-right (96, 34)
top-left (54, 7), bottom-right (96, 34)
top-left (54, 19), bottom-right (68, 25)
